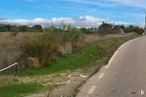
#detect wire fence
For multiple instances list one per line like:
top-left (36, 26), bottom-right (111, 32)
top-left (0, 63), bottom-right (18, 72)
top-left (0, 62), bottom-right (18, 81)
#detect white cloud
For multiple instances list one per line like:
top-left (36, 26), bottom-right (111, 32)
top-left (0, 16), bottom-right (128, 27)
top-left (20, 0), bottom-right (39, 4)
top-left (50, 17), bottom-right (74, 24)
top-left (64, 0), bottom-right (116, 8)
top-left (100, 0), bottom-right (146, 9)
top-left (111, 21), bottom-right (129, 25)
top-left (79, 16), bottom-right (106, 24)
top-left (66, 0), bottom-right (146, 9)
top-left (32, 18), bottom-right (48, 24)
top-left (49, 16), bottom-right (108, 27)
top-left (0, 19), bottom-right (29, 25)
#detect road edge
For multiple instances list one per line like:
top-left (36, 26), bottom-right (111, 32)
top-left (73, 36), bottom-right (140, 97)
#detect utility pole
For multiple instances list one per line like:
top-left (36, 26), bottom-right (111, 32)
top-left (144, 12), bottom-right (146, 35)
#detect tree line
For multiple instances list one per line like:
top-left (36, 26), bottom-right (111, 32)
top-left (0, 23), bottom-right (144, 35)
top-left (81, 22), bottom-right (144, 35)
top-left (0, 24), bottom-right (43, 32)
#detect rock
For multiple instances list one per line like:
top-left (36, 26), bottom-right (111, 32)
top-left (80, 74), bottom-right (87, 78)
top-left (27, 57), bottom-right (41, 68)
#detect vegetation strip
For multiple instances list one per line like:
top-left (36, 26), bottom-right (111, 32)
top-left (0, 82), bottom-right (43, 97)
top-left (67, 34), bottom-right (139, 97)
top-left (0, 34), bottom-right (139, 97)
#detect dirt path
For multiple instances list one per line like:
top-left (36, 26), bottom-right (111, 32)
top-left (17, 70), bottom-right (89, 97)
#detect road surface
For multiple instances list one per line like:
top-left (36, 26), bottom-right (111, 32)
top-left (76, 36), bottom-right (146, 97)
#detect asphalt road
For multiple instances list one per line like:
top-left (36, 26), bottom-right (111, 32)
top-left (76, 36), bottom-right (146, 97)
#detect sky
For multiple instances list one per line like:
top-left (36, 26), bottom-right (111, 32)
top-left (0, 0), bottom-right (146, 27)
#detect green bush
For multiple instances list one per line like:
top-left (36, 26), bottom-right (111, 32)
top-left (21, 27), bottom-right (83, 67)
top-left (21, 33), bottom-right (61, 66)
top-left (80, 28), bottom-right (98, 34)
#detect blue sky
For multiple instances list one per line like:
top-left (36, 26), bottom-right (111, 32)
top-left (0, 0), bottom-right (145, 27)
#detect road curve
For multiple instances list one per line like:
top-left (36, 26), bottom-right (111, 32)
top-left (76, 36), bottom-right (146, 97)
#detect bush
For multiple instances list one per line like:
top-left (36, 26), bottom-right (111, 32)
top-left (21, 33), bottom-right (61, 67)
top-left (80, 28), bottom-right (98, 34)
top-left (124, 25), bottom-right (144, 34)
top-left (21, 27), bottom-right (83, 67)
top-left (98, 23), bottom-right (113, 36)
top-left (60, 27), bottom-right (84, 50)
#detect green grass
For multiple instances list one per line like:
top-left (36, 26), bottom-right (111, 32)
top-left (0, 82), bottom-right (43, 97)
top-left (0, 34), bottom-right (139, 97)
top-left (17, 34), bottom-right (139, 76)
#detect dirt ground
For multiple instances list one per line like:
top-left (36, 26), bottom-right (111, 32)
top-left (0, 69), bottom-right (90, 97)
top-left (21, 70), bottom-right (90, 97)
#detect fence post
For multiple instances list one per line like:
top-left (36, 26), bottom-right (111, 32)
top-left (13, 63), bottom-right (18, 81)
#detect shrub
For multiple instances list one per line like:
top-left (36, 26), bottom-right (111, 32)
top-left (98, 22), bottom-right (113, 36)
top-left (21, 28), bottom-right (83, 67)
top-left (61, 27), bottom-right (84, 50)
top-left (21, 33), bottom-right (61, 67)
top-left (80, 28), bottom-right (98, 34)
top-left (124, 25), bottom-right (144, 34)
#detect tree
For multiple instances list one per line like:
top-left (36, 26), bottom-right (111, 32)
top-left (19, 25), bottom-right (28, 32)
top-left (32, 25), bottom-right (43, 32)
top-left (80, 28), bottom-right (97, 34)
top-left (98, 22), bottom-right (113, 36)
top-left (125, 25), bottom-right (143, 34)
top-left (112, 25), bottom-right (125, 34)
top-left (10, 25), bottom-right (19, 32)
top-left (5, 24), bottom-right (11, 32)
top-left (0, 24), bottom-right (6, 32)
